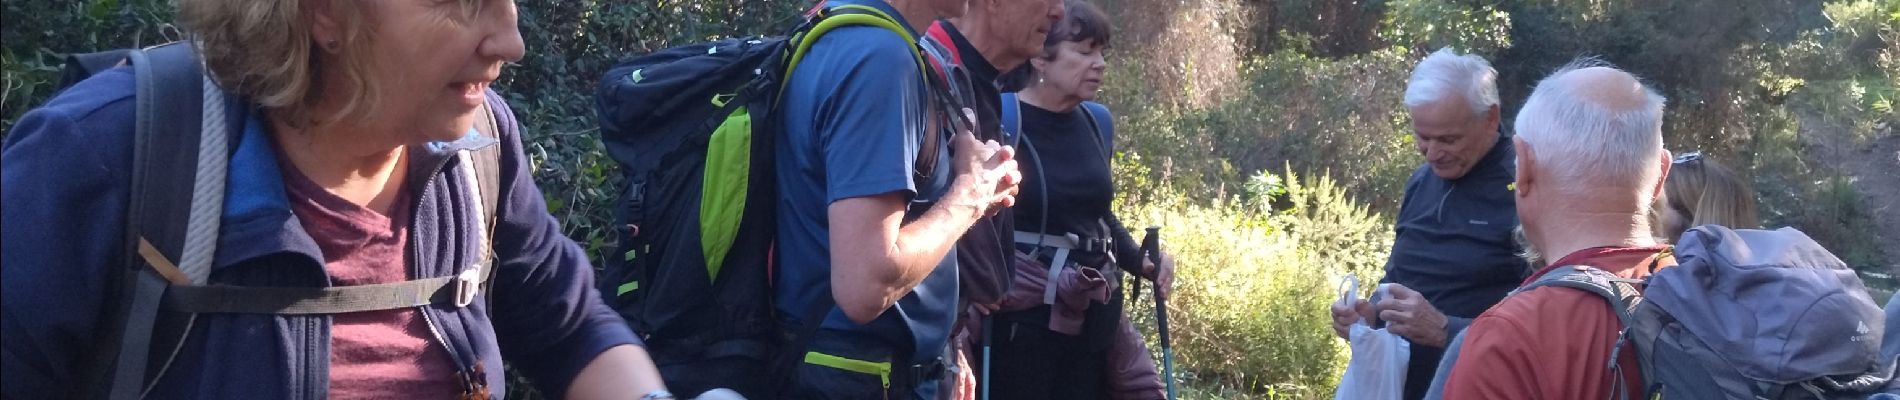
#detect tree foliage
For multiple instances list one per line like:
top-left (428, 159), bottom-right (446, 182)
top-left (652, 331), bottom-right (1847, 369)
top-left (1, 0), bottom-right (176, 135)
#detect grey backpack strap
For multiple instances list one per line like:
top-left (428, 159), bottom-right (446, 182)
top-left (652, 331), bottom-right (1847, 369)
top-left (1512, 265), bottom-right (1643, 326)
top-left (151, 105), bottom-right (504, 317)
top-left (87, 42), bottom-right (227, 400)
top-left (1511, 265), bottom-right (1647, 400)
top-left (161, 276), bottom-right (469, 314)
top-left (464, 100), bottom-right (504, 298)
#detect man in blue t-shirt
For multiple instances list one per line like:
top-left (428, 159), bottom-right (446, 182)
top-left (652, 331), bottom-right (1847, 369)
top-left (774, 0), bottom-right (1021, 397)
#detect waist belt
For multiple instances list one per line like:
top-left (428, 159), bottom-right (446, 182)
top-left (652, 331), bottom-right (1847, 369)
top-left (1013, 231), bottom-right (1113, 305)
top-left (1012, 231), bottom-right (1114, 252)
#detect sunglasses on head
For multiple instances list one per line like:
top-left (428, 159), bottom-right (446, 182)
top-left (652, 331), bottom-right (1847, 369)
top-left (1673, 151), bottom-right (1704, 165)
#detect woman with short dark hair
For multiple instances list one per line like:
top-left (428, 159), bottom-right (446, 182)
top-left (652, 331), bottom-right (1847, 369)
top-left (979, 1), bottom-right (1171, 398)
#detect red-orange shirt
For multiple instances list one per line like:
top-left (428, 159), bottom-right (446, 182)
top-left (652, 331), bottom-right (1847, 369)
top-left (1441, 245), bottom-right (1671, 400)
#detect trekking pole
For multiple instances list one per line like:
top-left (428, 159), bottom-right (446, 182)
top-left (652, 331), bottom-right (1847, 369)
top-left (980, 314), bottom-right (993, 400)
top-left (1141, 226), bottom-right (1177, 400)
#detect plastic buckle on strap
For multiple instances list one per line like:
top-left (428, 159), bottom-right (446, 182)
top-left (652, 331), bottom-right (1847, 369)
top-left (455, 264), bottom-right (483, 308)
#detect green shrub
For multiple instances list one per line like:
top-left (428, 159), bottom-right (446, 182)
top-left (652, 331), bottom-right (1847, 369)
top-left (1112, 49), bottom-right (1423, 213)
top-left (1120, 169), bottom-right (1391, 399)
top-left (1, 0), bottom-right (176, 137)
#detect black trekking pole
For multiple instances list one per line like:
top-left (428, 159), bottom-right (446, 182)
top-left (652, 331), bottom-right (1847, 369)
top-left (1140, 226), bottom-right (1177, 400)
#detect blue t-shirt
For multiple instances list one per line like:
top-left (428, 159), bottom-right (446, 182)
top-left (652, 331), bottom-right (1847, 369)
top-left (773, 0), bottom-right (958, 363)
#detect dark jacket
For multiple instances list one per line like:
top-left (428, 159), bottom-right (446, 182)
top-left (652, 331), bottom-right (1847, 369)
top-left (1380, 135), bottom-right (1525, 399)
top-left (1, 67), bottom-right (640, 399)
top-left (927, 20), bottom-right (1016, 308)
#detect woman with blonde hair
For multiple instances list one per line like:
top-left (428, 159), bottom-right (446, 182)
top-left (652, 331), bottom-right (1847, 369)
top-left (1655, 151), bottom-right (1759, 242)
top-left (2, 1), bottom-right (669, 399)
top-left (1506, 152), bottom-right (1757, 270)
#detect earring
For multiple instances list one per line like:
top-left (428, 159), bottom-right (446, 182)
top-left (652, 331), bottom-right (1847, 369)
top-left (323, 39), bottom-right (340, 52)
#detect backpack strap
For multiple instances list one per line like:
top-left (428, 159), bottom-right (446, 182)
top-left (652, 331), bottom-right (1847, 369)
top-left (920, 23), bottom-right (960, 84)
top-left (161, 276), bottom-right (467, 314)
top-left (924, 21), bottom-right (961, 66)
top-left (464, 100), bottom-right (505, 300)
top-left (785, 5), bottom-right (950, 184)
top-left (157, 105), bottom-right (508, 316)
top-left (1000, 93), bottom-right (1023, 145)
top-left (1512, 265), bottom-right (1643, 325)
top-left (915, 33), bottom-right (957, 182)
top-left (88, 42), bottom-right (226, 400)
top-left (1510, 265), bottom-right (1648, 400)
top-left (1075, 103), bottom-right (1120, 259)
top-left (1077, 101), bottom-right (1115, 161)
top-left (782, 5), bottom-right (926, 99)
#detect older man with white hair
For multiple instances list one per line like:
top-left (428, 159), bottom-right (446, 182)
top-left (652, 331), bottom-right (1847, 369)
top-left (1330, 47), bottom-right (1527, 400)
top-left (1439, 60), bottom-right (1674, 399)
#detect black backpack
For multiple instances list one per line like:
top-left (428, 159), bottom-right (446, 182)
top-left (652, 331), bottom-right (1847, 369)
top-left (47, 43), bottom-right (504, 400)
top-left (594, 5), bottom-right (963, 398)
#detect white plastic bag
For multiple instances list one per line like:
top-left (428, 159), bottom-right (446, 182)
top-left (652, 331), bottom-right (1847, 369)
top-left (1333, 279), bottom-right (1409, 400)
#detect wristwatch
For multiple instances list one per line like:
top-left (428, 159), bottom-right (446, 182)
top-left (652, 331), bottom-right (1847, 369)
top-left (639, 390), bottom-right (675, 400)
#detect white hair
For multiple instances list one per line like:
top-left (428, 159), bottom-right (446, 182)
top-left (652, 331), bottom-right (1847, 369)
top-left (1513, 58), bottom-right (1668, 209)
top-left (1403, 47), bottom-right (1500, 116)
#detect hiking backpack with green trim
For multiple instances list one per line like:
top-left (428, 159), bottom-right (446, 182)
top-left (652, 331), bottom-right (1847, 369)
top-left (593, 5), bottom-right (941, 398)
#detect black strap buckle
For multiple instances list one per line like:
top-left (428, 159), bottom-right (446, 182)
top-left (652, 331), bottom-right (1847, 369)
top-left (895, 358), bottom-right (946, 388)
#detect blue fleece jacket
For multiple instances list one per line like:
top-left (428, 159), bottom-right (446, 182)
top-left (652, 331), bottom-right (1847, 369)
top-left (2, 66), bottom-right (640, 399)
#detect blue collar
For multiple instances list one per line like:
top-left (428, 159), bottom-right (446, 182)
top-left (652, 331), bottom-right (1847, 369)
top-left (212, 109), bottom-right (499, 271)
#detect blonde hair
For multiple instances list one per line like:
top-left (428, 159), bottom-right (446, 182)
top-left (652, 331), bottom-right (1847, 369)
top-left (177, 0), bottom-right (376, 126)
top-left (1657, 154), bottom-right (1759, 240)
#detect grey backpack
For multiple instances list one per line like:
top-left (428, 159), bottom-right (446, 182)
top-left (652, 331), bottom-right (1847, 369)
top-left (1517, 225), bottom-right (1892, 400)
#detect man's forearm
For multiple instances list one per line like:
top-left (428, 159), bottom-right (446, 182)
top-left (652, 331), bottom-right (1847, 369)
top-left (891, 192), bottom-right (983, 276)
top-left (855, 191), bottom-right (982, 301)
top-left (830, 186), bottom-right (987, 322)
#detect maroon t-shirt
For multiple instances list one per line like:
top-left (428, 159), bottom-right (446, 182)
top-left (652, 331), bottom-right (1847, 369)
top-left (280, 158), bottom-right (460, 398)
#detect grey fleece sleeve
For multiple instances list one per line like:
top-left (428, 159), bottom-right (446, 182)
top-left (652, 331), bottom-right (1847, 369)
top-left (1445, 316), bottom-right (1474, 343)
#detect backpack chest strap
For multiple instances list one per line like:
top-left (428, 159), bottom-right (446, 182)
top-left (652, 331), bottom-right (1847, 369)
top-left (159, 264), bottom-right (489, 315)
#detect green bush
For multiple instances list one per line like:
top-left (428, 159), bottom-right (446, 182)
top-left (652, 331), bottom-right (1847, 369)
top-left (1, 0), bottom-right (176, 137)
top-left (1110, 49), bottom-right (1423, 213)
top-left (1119, 168), bottom-right (1391, 399)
